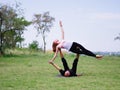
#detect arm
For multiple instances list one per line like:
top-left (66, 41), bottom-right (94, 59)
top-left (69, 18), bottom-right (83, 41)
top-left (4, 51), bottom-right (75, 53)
top-left (59, 49), bottom-right (64, 58)
top-left (59, 21), bottom-right (64, 40)
top-left (50, 62), bottom-right (62, 71)
top-left (49, 46), bottom-right (59, 63)
top-left (49, 21), bottom-right (64, 63)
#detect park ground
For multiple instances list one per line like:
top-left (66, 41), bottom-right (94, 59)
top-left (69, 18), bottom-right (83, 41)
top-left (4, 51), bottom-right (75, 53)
top-left (0, 49), bottom-right (120, 90)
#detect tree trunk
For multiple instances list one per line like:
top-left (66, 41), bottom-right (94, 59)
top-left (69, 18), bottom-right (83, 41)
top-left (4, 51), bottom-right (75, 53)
top-left (0, 16), bottom-right (4, 55)
top-left (43, 35), bottom-right (46, 53)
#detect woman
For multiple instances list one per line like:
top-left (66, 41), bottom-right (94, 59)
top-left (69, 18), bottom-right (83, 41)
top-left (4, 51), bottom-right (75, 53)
top-left (49, 21), bottom-right (102, 63)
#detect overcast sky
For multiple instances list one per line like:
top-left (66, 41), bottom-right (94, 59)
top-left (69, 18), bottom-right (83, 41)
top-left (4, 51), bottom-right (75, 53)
top-left (1, 0), bottom-right (120, 52)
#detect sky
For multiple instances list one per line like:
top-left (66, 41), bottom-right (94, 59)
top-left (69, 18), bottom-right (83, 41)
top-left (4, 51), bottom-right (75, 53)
top-left (1, 0), bottom-right (120, 52)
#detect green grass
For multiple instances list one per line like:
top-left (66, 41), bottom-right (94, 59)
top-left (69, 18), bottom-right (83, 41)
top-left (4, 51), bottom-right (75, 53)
top-left (0, 51), bottom-right (120, 90)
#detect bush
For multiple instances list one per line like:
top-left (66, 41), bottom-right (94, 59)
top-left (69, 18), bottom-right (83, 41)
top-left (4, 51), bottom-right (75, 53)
top-left (29, 41), bottom-right (39, 51)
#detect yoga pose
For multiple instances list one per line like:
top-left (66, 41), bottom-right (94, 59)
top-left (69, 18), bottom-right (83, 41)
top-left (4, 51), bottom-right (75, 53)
top-left (49, 21), bottom-right (102, 63)
top-left (50, 50), bottom-right (81, 77)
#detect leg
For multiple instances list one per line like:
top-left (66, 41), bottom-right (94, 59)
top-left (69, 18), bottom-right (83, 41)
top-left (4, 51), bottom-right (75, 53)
top-left (71, 54), bottom-right (79, 73)
top-left (61, 58), bottom-right (69, 71)
top-left (81, 48), bottom-right (96, 57)
top-left (71, 58), bottom-right (79, 74)
top-left (77, 44), bottom-right (103, 59)
top-left (70, 42), bottom-right (96, 57)
top-left (59, 50), bottom-right (70, 70)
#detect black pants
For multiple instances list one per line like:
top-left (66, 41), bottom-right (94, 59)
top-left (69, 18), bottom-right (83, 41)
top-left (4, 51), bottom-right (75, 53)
top-left (62, 58), bottom-right (78, 74)
top-left (69, 42), bottom-right (96, 57)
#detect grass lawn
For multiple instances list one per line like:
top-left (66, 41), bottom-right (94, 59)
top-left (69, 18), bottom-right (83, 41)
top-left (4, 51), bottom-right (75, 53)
top-left (0, 52), bottom-right (120, 90)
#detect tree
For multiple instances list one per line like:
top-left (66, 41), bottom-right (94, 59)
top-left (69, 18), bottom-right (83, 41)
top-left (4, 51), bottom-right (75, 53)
top-left (32, 12), bottom-right (55, 53)
top-left (0, 3), bottom-right (31, 55)
top-left (114, 33), bottom-right (120, 40)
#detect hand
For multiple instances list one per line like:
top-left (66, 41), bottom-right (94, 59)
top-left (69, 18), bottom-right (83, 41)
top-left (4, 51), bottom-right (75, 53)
top-left (59, 21), bottom-right (62, 27)
top-left (49, 60), bottom-right (53, 64)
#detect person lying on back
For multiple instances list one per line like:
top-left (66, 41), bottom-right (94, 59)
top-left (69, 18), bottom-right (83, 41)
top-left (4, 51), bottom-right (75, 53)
top-left (50, 50), bottom-right (81, 77)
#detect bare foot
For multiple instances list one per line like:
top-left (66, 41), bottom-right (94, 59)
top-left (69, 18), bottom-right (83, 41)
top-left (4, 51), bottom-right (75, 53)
top-left (96, 55), bottom-right (103, 59)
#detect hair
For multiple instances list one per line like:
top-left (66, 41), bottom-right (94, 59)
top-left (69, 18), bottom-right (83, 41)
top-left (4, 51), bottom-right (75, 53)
top-left (52, 42), bottom-right (58, 52)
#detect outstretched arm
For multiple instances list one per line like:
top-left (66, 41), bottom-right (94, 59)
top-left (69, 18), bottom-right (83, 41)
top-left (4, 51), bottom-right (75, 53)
top-left (59, 21), bottom-right (64, 40)
top-left (49, 46), bottom-right (60, 63)
top-left (50, 62), bottom-right (62, 71)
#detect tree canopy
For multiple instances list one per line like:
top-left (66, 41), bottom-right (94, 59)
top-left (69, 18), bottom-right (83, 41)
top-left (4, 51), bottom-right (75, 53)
top-left (114, 33), bottom-right (120, 40)
top-left (32, 12), bottom-right (55, 53)
top-left (0, 3), bottom-right (31, 55)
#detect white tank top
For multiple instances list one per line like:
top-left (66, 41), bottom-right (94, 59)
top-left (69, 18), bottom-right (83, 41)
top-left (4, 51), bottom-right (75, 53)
top-left (62, 40), bottom-right (73, 51)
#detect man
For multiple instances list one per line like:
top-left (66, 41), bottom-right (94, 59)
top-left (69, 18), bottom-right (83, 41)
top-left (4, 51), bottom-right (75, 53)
top-left (49, 50), bottom-right (81, 77)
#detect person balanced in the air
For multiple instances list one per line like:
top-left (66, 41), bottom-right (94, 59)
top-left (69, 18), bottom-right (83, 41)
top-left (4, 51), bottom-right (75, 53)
top-left (49, 21), bottom-right (103, 63)
top-left (50, 49), bottom-right (81, 77)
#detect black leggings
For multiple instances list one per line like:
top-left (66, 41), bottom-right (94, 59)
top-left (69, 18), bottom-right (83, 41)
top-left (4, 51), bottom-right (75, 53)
top-left (69, 42), bottom-right (96, 57)
top-left (62, 58), bottom-right (78, 73)
top-left (61, 58), bottom-right (69, 71)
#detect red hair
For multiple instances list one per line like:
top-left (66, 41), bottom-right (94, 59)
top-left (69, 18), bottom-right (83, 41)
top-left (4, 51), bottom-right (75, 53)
top-left (52, 42), bottom-right (58, 52)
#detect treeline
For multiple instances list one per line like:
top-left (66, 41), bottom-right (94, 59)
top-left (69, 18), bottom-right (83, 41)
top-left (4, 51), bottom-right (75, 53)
top-left (0, 2), bottom-right (55, 55)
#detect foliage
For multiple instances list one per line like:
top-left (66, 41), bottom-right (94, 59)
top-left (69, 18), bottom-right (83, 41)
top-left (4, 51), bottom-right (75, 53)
top-left (0, 53), bottom-right (120, 90)
top-left (0, 3), bottom-right (31, 55)
top-left (32, 12), bottom-right (55, 53)
top-left (114, 33), bottom-right (120, 40)
top-left (29, 41), bottom-right (39, 51)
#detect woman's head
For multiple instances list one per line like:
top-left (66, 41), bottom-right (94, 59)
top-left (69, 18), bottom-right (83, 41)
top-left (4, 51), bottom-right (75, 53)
top-left (52, 39), bottom-right (59, 52)
top-left (64, 70), bottom-right (70, 77)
